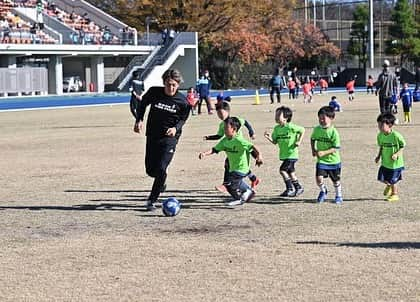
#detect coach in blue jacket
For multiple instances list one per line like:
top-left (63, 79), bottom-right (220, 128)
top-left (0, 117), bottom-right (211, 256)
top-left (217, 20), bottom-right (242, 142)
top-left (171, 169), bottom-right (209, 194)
top-left (196, 70), bottom-right (212, 114)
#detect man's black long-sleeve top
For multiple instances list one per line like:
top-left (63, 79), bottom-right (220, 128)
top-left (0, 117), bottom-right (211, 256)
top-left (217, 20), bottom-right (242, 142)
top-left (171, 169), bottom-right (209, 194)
top-left (136, 86), bottom-right (190, 139)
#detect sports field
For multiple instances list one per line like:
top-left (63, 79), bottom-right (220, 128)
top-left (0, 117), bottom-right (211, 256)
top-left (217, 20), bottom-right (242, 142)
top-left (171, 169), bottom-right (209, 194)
top-left (0, 92), bottom-right (419, 301)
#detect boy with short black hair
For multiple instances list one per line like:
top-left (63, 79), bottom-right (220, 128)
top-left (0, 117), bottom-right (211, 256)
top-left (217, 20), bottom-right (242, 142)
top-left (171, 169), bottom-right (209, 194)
top-left (375, 113), bottom-right (405, 202)
top-left (199, 117), bottom-right (263, 206)
top-left (329, 96), bottom-right (342, 112)
top-left (204, 101), bottom-right (260, 192)
top-left (310, 106), bottom-right (343, 204)
top-left (264, 106), bottom-right (305, 197)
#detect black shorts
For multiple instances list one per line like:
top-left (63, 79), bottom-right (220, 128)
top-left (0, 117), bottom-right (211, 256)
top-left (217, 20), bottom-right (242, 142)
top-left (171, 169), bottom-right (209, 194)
top-left (316, 167), bottom-right (341, 182)
top-left (280, 159), bottom-right (297, 173)
top-left (377, 166), bottom-right (403, 185)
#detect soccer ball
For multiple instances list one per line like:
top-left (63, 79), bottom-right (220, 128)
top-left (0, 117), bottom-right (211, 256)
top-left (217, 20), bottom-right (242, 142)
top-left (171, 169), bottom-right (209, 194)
top-left (162, 197), bottom-right (181, 217)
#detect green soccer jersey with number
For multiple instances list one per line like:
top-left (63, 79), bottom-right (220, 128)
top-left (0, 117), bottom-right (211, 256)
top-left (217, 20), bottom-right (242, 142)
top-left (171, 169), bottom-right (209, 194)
top-left (271, 123), bottom-right (304, 160)
top-left (311, 125), bottom-right (341, 165)
top-left (214, 134), bottom-right (253, 174)
top-left (377, 130), bottom-right (405, 169)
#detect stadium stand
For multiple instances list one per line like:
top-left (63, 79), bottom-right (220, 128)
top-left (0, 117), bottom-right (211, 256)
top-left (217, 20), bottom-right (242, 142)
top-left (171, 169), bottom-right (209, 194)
top-left (0, 0), bottom-right (57, 44)
top-left (0, 0), bottom-right (198, 97)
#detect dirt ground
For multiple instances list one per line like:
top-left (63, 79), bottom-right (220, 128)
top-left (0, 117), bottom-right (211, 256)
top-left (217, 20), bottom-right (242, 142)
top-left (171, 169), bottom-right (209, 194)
top-left (0, 92), bottom-right (419, 302)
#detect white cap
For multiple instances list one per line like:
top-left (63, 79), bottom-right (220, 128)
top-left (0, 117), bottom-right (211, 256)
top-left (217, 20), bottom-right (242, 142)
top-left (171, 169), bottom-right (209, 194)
top-left (383, 59), bottom-right (390, 67)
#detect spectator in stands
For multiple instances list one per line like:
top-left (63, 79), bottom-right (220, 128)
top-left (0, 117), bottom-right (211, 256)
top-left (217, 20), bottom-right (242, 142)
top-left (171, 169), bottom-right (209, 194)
top-left (88, 21), bottom-right (96, 32)
top-left (56, 11), bottom-right (64, 22)
top-left (1, 18), bottom-right (11, 43)
top-left (15, 0), bottom-right (29, 7)
top-left (161, 28), bottom-right (168, 45)
top-left (84, 32), bottom-right (93, 44)
top-left (35, 0), bottom-right (43, 27)
top-left (70, 31), bottom-right (79, 44)
top-left (169, 28), bottom-right (175, 43)
top-left (69, 11), bottom-right (75, 22)
top-left (30, 22), bottom-right (38, 44)
top-left (128, 27), bottom-right (135, 45)
top-left (121, 26), bottom-right (129, 45)
top-left (47, 1), bottom-right (57, 14)
top-left (102, 26), bottom-right (112, 44)
top-left (12, 14), bottom-right (22, 29)
top-left (82, 13), bottom-right (90, 24)
top-left (78, 28), bottom-right (85, 44)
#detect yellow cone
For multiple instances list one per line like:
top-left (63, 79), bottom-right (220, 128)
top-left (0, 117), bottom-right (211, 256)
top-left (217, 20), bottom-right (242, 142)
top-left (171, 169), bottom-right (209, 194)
top-left (254, 90), bottom-right (260, 105)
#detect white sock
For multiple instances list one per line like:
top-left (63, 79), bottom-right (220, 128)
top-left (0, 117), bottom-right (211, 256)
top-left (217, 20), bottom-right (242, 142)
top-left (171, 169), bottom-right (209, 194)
top-left (334, 182), bottom-right (342, 197)
top-left (318, 183), bottom-right (327, 193)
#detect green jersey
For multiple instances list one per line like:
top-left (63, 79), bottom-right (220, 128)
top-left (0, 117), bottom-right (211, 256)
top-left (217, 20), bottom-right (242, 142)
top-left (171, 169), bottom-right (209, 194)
top-left (377, 130), bottom-right (405, 169)
top-left (214, 134), bottom-right (253, 174)
top-left (311, 125), bottom-right (341, 165)
top-left (271, 123), bottom-right (304, 160)
top-left (217, 117), bottom-right (246, 138)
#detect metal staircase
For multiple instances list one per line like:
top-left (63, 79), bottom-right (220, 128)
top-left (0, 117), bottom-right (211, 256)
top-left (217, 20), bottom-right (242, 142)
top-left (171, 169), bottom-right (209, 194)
top-left (118, 32), bottom-right (197, 91)
top-left (116, 46), bottom-right (161, 91)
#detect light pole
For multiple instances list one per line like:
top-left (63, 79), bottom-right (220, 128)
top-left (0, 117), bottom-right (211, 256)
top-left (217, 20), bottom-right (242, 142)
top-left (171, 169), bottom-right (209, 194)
top-left (369, 0), bottom-right (374, 68)
top-left (145, 16), bottom-right (157, 46)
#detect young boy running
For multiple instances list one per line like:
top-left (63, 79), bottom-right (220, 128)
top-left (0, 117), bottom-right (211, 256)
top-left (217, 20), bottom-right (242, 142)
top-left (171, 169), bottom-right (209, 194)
top-left (199, 117), bottom-right (263, 206)
top-left (264, 106), bottom-right (305, 197)
top-left (375, 113), bottom-right (406, 202)
top-left (204, 101), bottom-right (261, 192)
top-left (310, 106), bottom-right (343, 204)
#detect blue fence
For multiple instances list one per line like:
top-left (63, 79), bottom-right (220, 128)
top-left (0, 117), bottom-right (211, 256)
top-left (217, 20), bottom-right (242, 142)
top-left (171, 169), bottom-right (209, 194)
top-left (0, 87), bottom-right (366, 111)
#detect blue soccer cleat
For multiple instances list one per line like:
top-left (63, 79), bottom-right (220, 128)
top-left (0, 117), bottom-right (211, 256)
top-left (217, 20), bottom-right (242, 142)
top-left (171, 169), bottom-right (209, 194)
top-left (317, 190), bottom-right (327, 203)
top-left (335, 195), bottom-right (343, 204)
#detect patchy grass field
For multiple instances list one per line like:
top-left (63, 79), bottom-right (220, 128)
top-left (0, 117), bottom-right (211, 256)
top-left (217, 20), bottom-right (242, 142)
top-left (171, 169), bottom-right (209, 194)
top-left (0, 92), bottom-right (419, 301)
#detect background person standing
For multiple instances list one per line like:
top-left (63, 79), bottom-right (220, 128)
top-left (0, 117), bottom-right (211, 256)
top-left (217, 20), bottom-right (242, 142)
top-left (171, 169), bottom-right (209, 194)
top-left (269, 69), bottom-right (283, 104)
top-left (196, 70), bottom-right (213, 114)
top-left (133, 69), bottom-right (190, 211)
top-left (376, 60), bottom-right (398, 114)
top-left (129, 70), bottom-right (144, 119)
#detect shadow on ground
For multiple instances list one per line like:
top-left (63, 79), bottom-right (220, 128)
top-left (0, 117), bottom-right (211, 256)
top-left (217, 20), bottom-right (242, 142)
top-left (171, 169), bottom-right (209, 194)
top-left (296, 240), bottom-right (420, 249)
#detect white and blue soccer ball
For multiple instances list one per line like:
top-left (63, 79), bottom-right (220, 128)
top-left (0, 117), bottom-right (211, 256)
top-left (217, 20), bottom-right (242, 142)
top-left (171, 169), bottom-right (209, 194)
top-left (162, 197), bottom-right (181, 217)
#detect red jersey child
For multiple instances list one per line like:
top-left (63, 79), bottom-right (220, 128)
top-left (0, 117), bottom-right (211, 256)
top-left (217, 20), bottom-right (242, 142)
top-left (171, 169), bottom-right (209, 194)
top-left (288, 78), bottom-right (296, 99)
top-left (346, 78), bottom-right (355, 102)
top-left (319, 78), bottom-right (328, 94)
top-left (186, 87), bottom-right (199, 115)
top-left (302, 82), bottom-right (313, 104)
top-left (366, 75), bottom-right (374, 94)
top-left (310, 78), bottom-right (317, 94)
